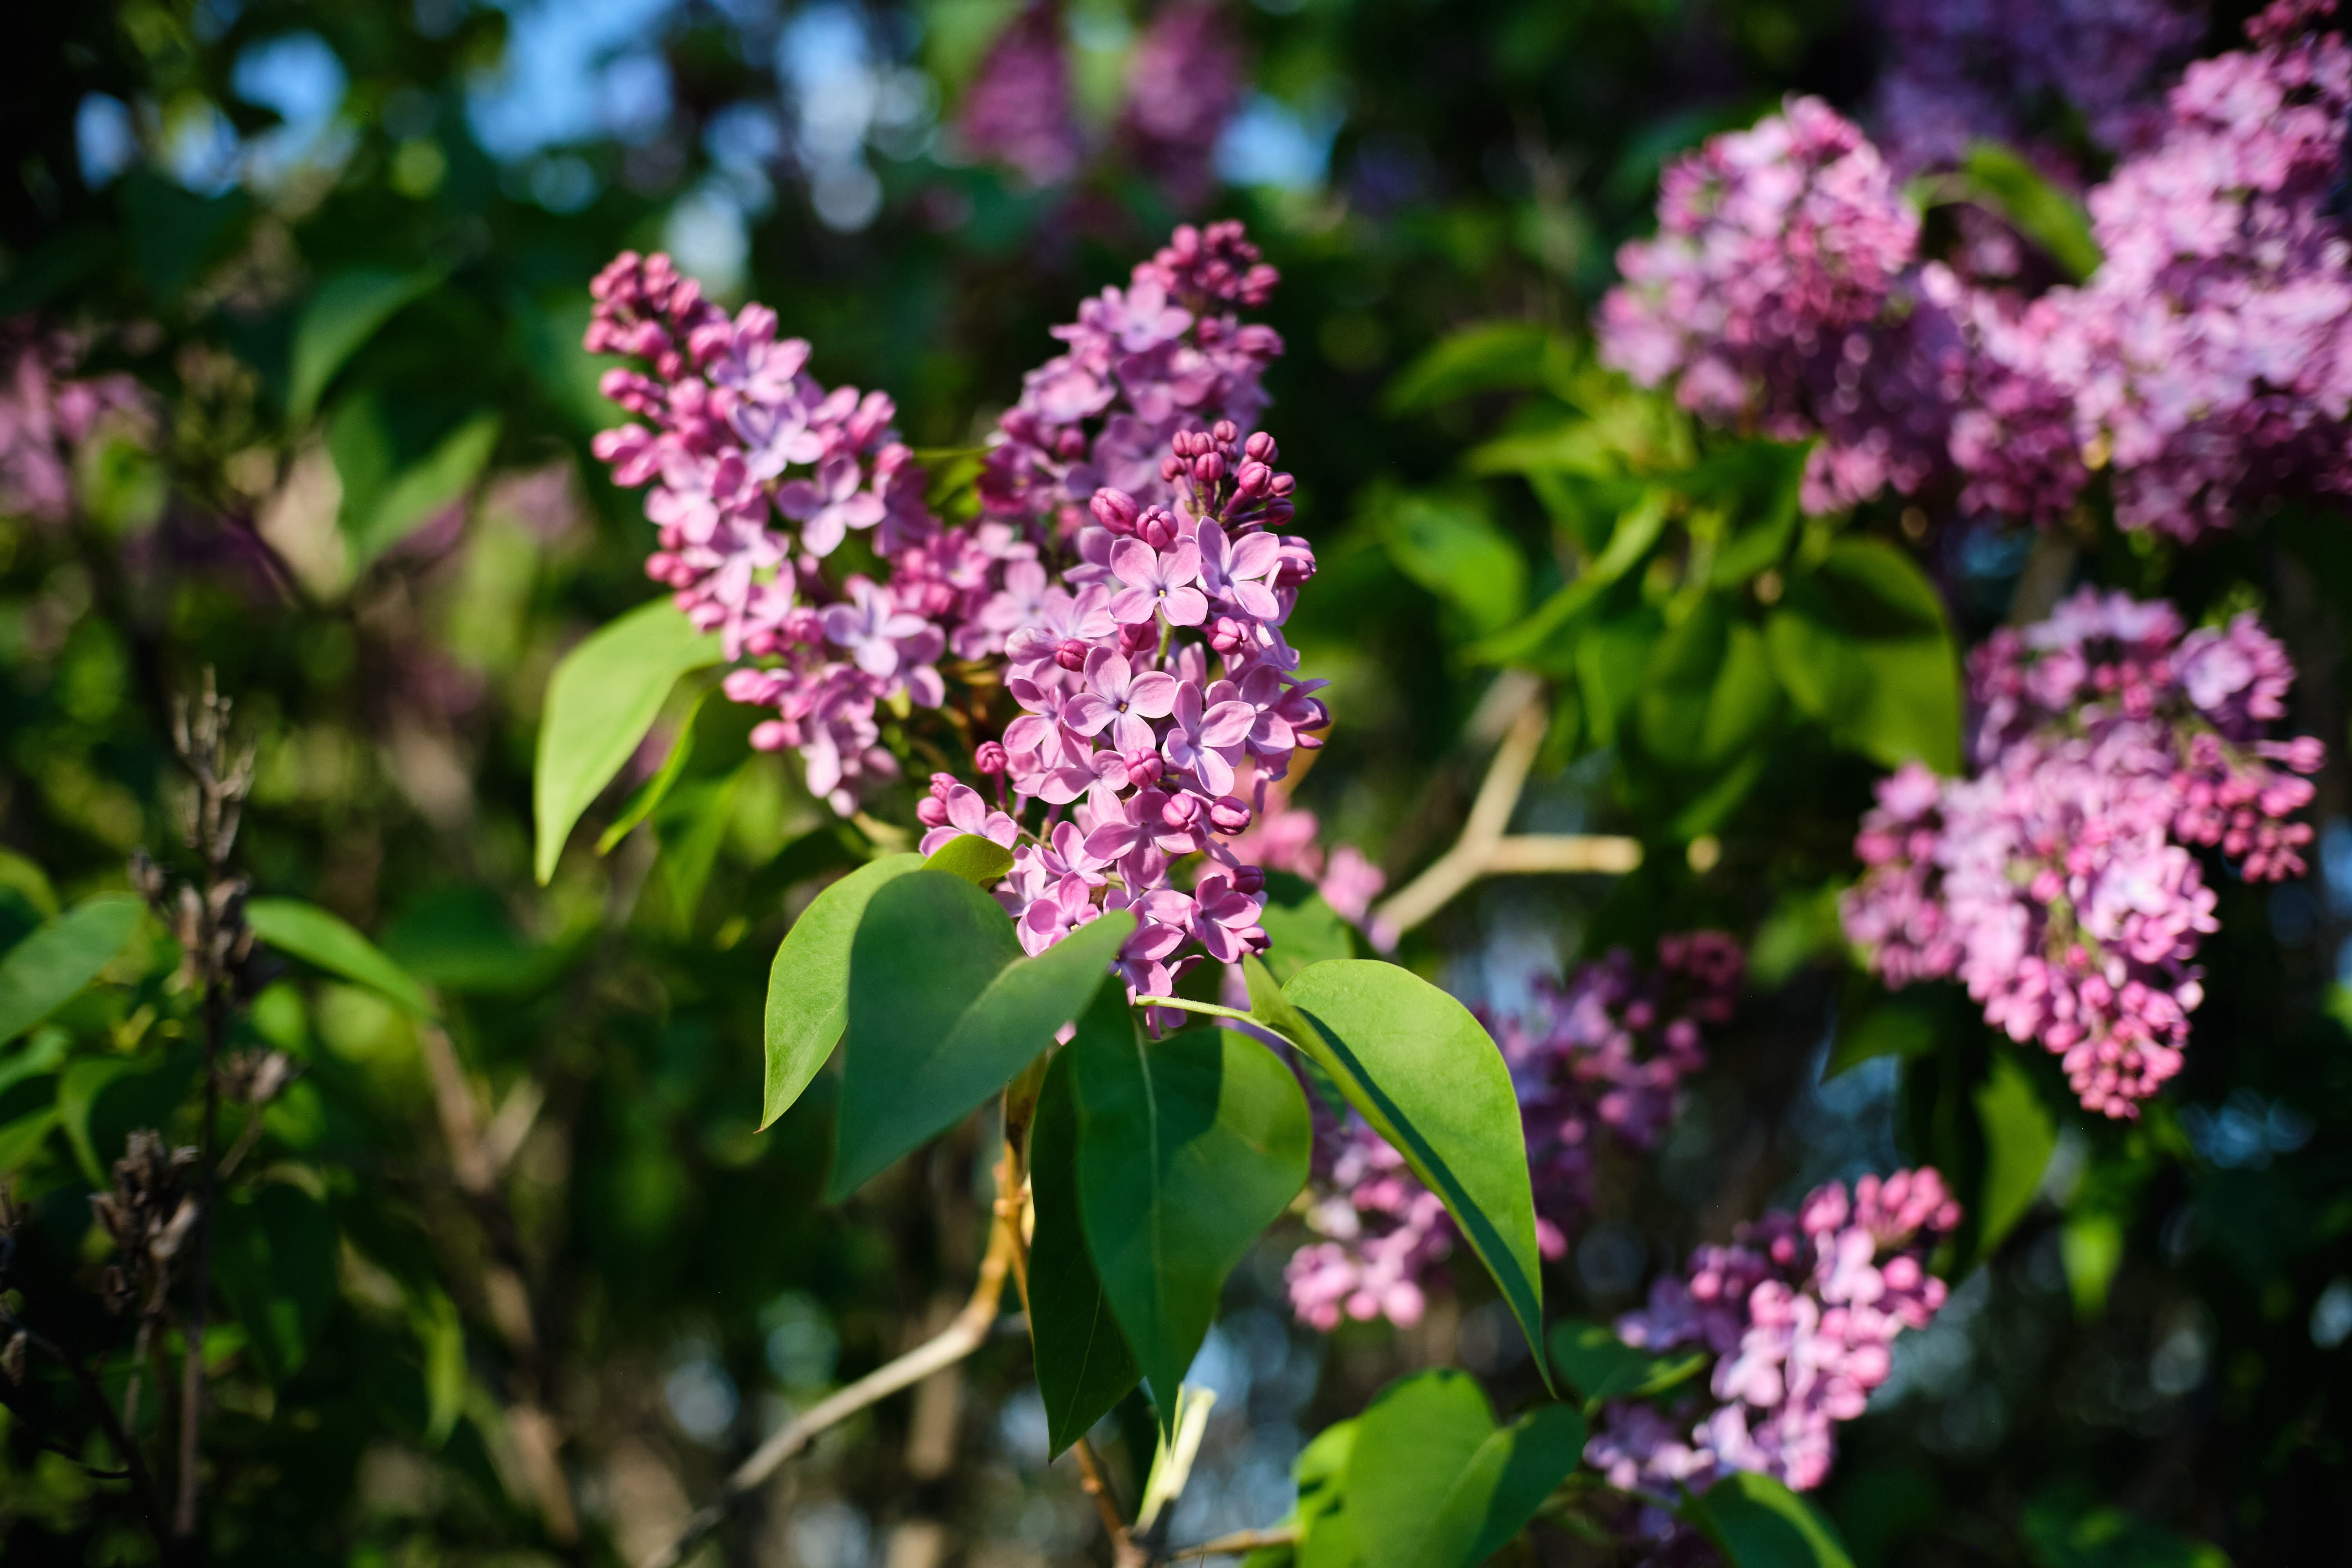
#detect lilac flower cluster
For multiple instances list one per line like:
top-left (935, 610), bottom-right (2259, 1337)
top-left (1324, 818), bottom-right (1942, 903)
top-left (1585, 1169), bottom-right (1961, 1502)
top-left (587, 225), bottom-right (1332, 1007)
top-left (1604, 4), bottom-right (2352, 539)
top-left (1597, 96), bottom-right (1963, 516)
top-left (1285, 935), bottom-right (1744, 1332)
top-left (1226, 774), bottom-right (1388, 931)
top-left (1843, 589), bottom-right (2323, 1115)
top-left (980, 220), bottom-right (1283, 538)
top-left (1980, 2), bottom-right (2352, 539)
top-left (1868, 0), bottom-right (2208, 176)
top-left (586, 252), bottom-right (958, 813)
top-left (954, 1), bottom-right (1082, 189)
top-left (0, 318), bottom-right (145, 525)
top-left (976, 417), bottom-right (1327, 996)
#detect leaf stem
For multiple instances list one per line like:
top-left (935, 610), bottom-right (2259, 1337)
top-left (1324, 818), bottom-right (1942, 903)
top-left (1156, 1524), bottom-right (1302, 1563)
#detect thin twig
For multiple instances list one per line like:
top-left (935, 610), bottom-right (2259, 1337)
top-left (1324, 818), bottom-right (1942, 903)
top-left (1369, 697), bottom-right (1642, 938)
top-left (1157, 1524), bottom-right (1303, 1563)
top-left (637, 1217), bottom-right (1018, 1568)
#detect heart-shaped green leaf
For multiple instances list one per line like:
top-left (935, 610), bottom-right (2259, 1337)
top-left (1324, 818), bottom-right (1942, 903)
top-left (1069, 989), bottom-right (1310, 1418)
top-left (761, 853), bottom-right (925, 1130)
top-left (246, 897), bottom-right (434, 1019)
top-left (1252, 958), bottom-right (1548, 1387)
top-left (828, 875), bottom-right (1132, 1198)
top-left (1346, 1369), bottom-right (1586, 1568)
top-left (532, 598), bottom-right (724, 884)
top-left (1027, 1047), bottom-right (1140, 1456)
top-left (0, 894), bottom-right (145, 1044)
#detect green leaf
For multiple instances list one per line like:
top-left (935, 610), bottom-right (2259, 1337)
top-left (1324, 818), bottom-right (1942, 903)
top-left (1069, 990), bottom-right (1310, 1419)
top-left (924, 833), bottom-right (1016, 886)
top-left (287, 268), bottom-right (441, 424)
top-left (1345, 1370), bottom-right (1585, 1568)
top-left (1958, 144), bottom-right (2102, 284)
top-left (761, 854), bottom-right (925, 1131)
top-left (533, 598), bottom-right (726, 884)
top-left (246, 897), bottom-right (435, 1019)
top-left (1259, 960), bottom-right (1549, 1387)
top-left (1766, 539), bottom-right (1960, 773)
top-left (1974, 1049), bottom-right (2057, 1259)
top-left (1548, 1319), bottom-right (1708, 1405)
top-left (2019, 1483), bottom-right (2229, 1568)
top-left (344, 410), bottom-right (501, 567)
top-left (1256, 874), bottom-right (1357, 986)
top-left (1384, 322), bottom-right (1556, 414)
top-left (1469, 489), bottom-right (1669, 668)
top-left (649, 764), bottom-right (743, 933)
top-left (1028, 1048), bottom-right (1140, 1456)
top-left (1578, 606), bottom-right (1666, 748)
top-left (596, 691), bottom-right (706, 855)
top-left (0, 849), bottom-right (59, 919)
top-left (1638, 600), bottom-right (1780, 770)
top-left (1685, 1470), bottom-right (1857, 1568)
top-left (1377, 490), bottom-right (1529, 638)
top-left (408, 1287), bottom-right (468, 1448)
top-left (0, 894), bottom-right (145, 1043)
top-left (212, 1183), bottom-right (339, 1387)
top-left (828, 876), bottom-right (1132, 1198)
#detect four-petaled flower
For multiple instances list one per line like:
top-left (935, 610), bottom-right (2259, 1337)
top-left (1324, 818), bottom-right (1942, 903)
top-left (1109, 538), bottom-right (1209, 626)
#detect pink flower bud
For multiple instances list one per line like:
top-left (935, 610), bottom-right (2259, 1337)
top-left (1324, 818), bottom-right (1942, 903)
top-left (1055, 639), bottom-right (1089, 671)
top-left (1245, 431), bottom-right (1277, 461)
top-left (1235, 461), bottom-right (1271, 495)
top-left (1192, 452), bottom-right (1225, 483)
top-left (1232, 865), bottom-right (1265, 895)
top-left (1212, 419), bottom-right (1238, 443)
top-left (1161, 455), bottom-right (1185, 482)
top-left (917, 797), bottom-right (950, 828)
top-left (1210, 797), bottom-right (1252, 833)
top-left (975, 741), bottom-right (1009, 775)
top-left (1092, 488), bottom-right (1141, 533)
top-left (1162, 793), bottom-right (1203, 830)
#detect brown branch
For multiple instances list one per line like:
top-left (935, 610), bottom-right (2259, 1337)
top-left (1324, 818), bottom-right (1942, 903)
top-left (637, 1216), bottom-right (1018, 1568)
top-left (1370, 697), bottom-right (1643, 938)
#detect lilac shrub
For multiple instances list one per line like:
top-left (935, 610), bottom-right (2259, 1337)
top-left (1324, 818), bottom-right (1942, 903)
top-left (1844, 589), bottom-right (2323, 1116)
top-left (585, 224), bottom-right (1332, 1006)
top-left (1586, 1169), bottom-right (1962, 1507)
top-left (0, 319), bottom-right (146, 525)
top-left (1285, 935), bottom-right (1744, 1331)
top-left (954, 1), bottom-right (1082, 189)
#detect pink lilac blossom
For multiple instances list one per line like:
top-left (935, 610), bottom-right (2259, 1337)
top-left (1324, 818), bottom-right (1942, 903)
top-left (1118, 2), bottom-right (1247, 211)
top-left (1843, 588), bottom-right (2324, 1115)
top-left (1285, 936), bottom-right (1743, 1331)
top-left (1597, 96), bottom-right (1969, 515)
top-left (954, 2), bottom-right (1083, 188)
top-left (1867, 0), bottom-right (2208, 176)
top-left (588, 225), bottom-right (1329, 1009)
top-left (1225, 772), bottom-right (1389, 931)
top-left (1979, 2), bottom-right (2352, 540)
top-left (0, 318), bottom-right (146, 524)
top-left (980, 220), bottom-right (1283, 540)
top-left (1586, 1170), bottom-right (1960, 1504)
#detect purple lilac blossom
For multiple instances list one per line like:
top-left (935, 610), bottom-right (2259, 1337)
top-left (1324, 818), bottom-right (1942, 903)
top-left (1586, 1168), bottom-right (1961, 1509)
top-left (1118, 2), bottom-right (1247, 211)
top-left (588, 225), bottom-right (1332, 1010)
top-left (0, 319), bottom-right (146, 524)
top-left (1596, 96), bottom-right (1968, 516)
top-left (1285, 935), bottom-right (1744, 1332)
top-left (1978, 2), bottom-right (2352, 540)
top-left (1867, 0), bottom-right (2208, 176)
top-left (1843, 588), bottom-right (2323, 1116)
top-left (980, 219), bottom-right (1283, 539)
top-left (954, 2), bottom-right (1083, 188)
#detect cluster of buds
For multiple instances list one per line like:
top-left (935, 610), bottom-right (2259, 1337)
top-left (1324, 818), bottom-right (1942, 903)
top-left (88, 1131), bottom-right (200, 1319)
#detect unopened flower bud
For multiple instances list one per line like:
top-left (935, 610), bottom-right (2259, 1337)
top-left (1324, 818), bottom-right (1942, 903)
top-left (1162, 794), bottom-right (1203, 830)
top-left (1211, 419), bottom-right (1238, 444)
top-left (1126, 754), bottom-right (1163, 788)
top-left (1120, 621), bottom-right (1161, 654)
top-left (1244, 431), bottom-right (1277, 461)
top-left (975, 741), bottom-right (1009, 775)
top-left (1235, 461), bottom-right (1271, 496)
top-left (1269, 472), bottom-right (1296, 495)
top-left (1232, 865), bottom-right (1266, 895)
top-left (917, 798), bottom-right (950, 828)
top-left (1055, 639), bottom-right (1090, 671)
top-left (1210, 797), bottom-right (1253, 833)
top-left (1192, 452), bottom-right (1225, 483)
top-left (1161, 455), bottom-right (1185, 483)
top-left (1138, 507), bottom-right (1179, 548)
top-left (1091, 488), bottom-right (1141, 533)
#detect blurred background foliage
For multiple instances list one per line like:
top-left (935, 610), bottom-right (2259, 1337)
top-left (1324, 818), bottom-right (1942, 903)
top-left (0, 0), bottom-right (2345, 1564)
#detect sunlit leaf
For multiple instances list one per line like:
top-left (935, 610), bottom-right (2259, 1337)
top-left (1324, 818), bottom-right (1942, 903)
top-left (1345, 1369), bottom-right (1586, 1568)
top-left (287, 267), bottom-right (442, 423)
top-left (1974, 1049), bottom-right (2058, 1260)
top-left (1548, 1319), bottom-right (1708, 1405)
top-left (828, 875), bottom-right (1131, 1198)
top-left (532, 598), bottom-right (726, 884)
top-left (1684, 1470), bottom-right (1857, 1568)
top-left (924, 833), bottom-right (1016, 886)
top-left (761, 854), bottom-right (925, 1131)
top-left (247, 897), bottom-right (435, 1019)
top-left (1069, 989), bottom-right (1310, 1419)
